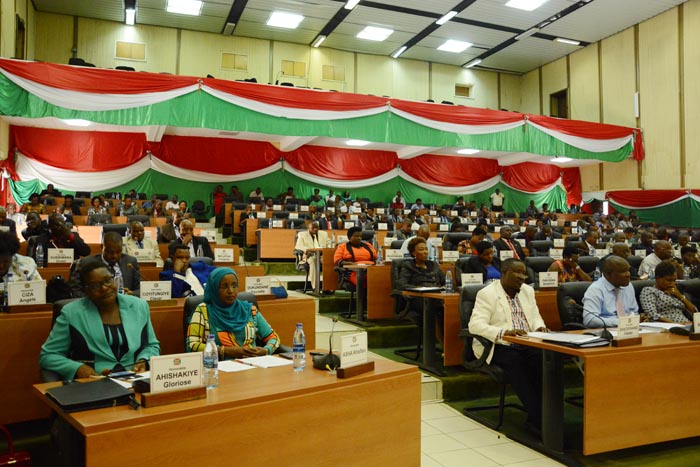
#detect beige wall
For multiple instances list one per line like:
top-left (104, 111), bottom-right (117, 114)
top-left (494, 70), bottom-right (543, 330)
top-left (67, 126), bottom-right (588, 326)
top-left (683, 0), bottom-right (700, 186)
top-left (499, 73), bottom-right (522, 112)
top-left (520, 69), bottom-right (540, 114)
top-left (541, 57), bottom-right (567, 117)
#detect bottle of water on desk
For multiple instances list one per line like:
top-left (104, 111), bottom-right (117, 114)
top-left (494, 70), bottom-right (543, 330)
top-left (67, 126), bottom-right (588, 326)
top-left (593, 269), bottom-right (601, 281)
top-left (330, 234), bottom-right (336, 249)
top-left (445, 270), bottom-right (454, 293)
top-left (35, 244), bottom-right (44, 268)
top-left (203, 334), bottom-right (219, 389)
top-left (292, 323), bottom-right (306, 372)
top-left (376, 246), bottom-right (383, 265)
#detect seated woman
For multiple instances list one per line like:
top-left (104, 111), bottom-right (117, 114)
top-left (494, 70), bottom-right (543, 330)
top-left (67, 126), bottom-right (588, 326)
top-left (458, 227), bottom-right (486, 255)
top-left (640, 260), bottom-right (696, 323)
top-left (547, 245), bottom-right (591, 283)
top-left (333, 226), bottom-right (377, 287)
top-left (20, 193), bottom-right (44, 214)
top-left (186, 268), bottom-right (279, 358)
top-left (160, 244), bottom-right (216, 297)
top-left (462, 241), bottom-right (501, 283)
top-left (39, 257), bottom-right (160, 379)
top-left (0, 231), bottom-right (41, 285)
top-left (87, 196), bottom-right (108, 215)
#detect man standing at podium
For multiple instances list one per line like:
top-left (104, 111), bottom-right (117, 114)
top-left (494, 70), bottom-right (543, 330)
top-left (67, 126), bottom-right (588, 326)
top-left (294, 221), bottom-right (330, 291)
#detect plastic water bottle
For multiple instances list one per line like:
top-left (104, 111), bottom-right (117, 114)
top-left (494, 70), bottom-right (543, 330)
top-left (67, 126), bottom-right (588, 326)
top-left (292, 323), bottom-right (306, 372)
top-left (35, 244), bottom-right (44, 268)
top-left (330, 234), bottom-right (336, 248)
top-left (593, 269), bottom-right (601, 281)
top-left (203, 334), bottom-right (219, 389)
top-left (2, 272), bottom-right (11, 308)
top-left (268, 219), bottom-right (272, 229)
top-left (445, 270), bottom-right (454, 293)
top-left (290, 221), bottom-right (295, 230)
top-left (114, 275), bottom-right (124, 294)
top-left (376, 246), bottom-right (384, 265)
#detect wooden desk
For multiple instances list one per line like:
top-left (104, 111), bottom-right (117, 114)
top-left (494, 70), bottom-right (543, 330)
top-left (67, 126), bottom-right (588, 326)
top-left (506, 333), bottom-right (700, 455)
top-left (0, 293), bottom-right (315, 426)
top-left (257, 228), bottom-right (297, 260)
top-left (140, 265), bottom-right (263, 287)
top-left (34, 358), bottom-right (420, 467)
top-left (403, 290), bottom-right (456, 375)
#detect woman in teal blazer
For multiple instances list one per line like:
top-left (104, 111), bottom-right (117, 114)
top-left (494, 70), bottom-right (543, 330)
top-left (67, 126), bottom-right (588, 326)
top-left (40, 257), bottom-right (160, 380)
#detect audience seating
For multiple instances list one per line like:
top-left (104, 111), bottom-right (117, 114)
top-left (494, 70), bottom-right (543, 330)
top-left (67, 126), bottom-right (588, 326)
top-left (126, 215), bottom-right (150, 226)
top-left (87, 214), bottom-right (112, 226)
top-left (443, 233), bottom-right (471, 251)
top-left (524, 257), bottom-right (554, 287)
top-left (454, 256), bottom-right (475, 286)
top-left (556, 282), bottom-right (590, 330)
top-left (390, 240), bottom-right (405, 250)
top-left (390, 258), bottom-right (423, 361)
top-left (190, 200), bottom-right (209, 219)
top-left (102, 223), bottom-right (128, 238)
top-left (528, 240), bottom-right (554, 257)
top-left (577, 256), bottom-right (599, 275)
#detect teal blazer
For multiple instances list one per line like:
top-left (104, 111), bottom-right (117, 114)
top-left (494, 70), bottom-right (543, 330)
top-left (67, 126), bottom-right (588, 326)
top-left (39, 294), bottom-right (160, 380)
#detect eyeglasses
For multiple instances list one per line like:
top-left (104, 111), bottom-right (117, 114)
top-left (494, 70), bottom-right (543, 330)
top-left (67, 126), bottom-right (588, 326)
top-left (218, 283), bottom-right (239, 291)
top-left (85, 276), bottom-right (114, 292)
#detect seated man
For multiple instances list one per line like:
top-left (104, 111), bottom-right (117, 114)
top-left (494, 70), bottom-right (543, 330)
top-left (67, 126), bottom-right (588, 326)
top-left (124, 221), bottom-right (163, 267)
top-left (582, 256), bottom-right (638, 328)
top-left (160, 244), bottom-right (216, 297)
top-left (157, 211), bottom-right (183, 243)
top-left (0, 206), bottom-right (17, 236)
top-left (639, 240), bottom-right (682, 279)
top-left (598, 242), bottom-right (639, 279)
top-left (468, 258), bottom-right (548, 432)
top-left (171, 219), bottom-right (214, 259)
top-left (69, 231), bottom-right (141, 297)
top-left (165, 195), bottom-right (179, 212)
top-left (393, 220), bottom-right (413, 241)
top-left (400, 225), bottom-right (437, 260)
top-left (294, 221), bottom-right (330, 290)
top-left (492, 226), bottom-right (524, 261)
top-left (39, 183), bottom-right (62, 198)
top-left (0, 231), bottom-right (41, 286)
top-left (29, 213), bottom-right (91, 265)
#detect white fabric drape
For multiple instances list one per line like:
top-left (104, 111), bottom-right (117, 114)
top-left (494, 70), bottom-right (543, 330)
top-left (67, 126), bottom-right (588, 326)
top-left (390, 108), bottom-right (525, 135)
top-left (284, 164), bottom-right (398, 188)
top-left (399, 171), bottom-right (501, 195)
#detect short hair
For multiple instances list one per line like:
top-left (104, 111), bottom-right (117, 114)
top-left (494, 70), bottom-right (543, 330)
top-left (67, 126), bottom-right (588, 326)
top-left (103, 231), bottom-right (123, 246)
top-left (130, 221), bottom-right (144, 230)
top-left (475, 241), bottom-right (493, 254)
top-left (29, 193), bottom-right (39, 200)
top-left (407, 236), bottom-right (426, 255)
top-left (681, 245), bottom-right (698, 256)
top-left (79, 256), bottom-right (110, 285)
top-left (91, 196), bottom-right (100, 204)
top-left (347, 226), bottom-right (361, 238)
top-left (64, 194), bottom-right (74, 201)
top-left (500, 258), bottom-right (523, 274)
top-left (472, 227), bottom-right (487, 236)
top-left (562, 245), bottom-right (579, 258)
top-left (655, 260), bottom-right (677, 278)
top-left (603, 255), bottom-right (627, 274)
top-left (624, 227), bottom-right (635, 234)
top-left (168, 242), bottom-right (190, 257)
top-left (26, 212), bottom-right (40, 222)
top-left (0, 231), bottom-right (19, 257)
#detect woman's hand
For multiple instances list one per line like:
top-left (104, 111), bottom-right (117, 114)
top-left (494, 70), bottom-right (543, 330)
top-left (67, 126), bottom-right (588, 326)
top-left (665, 287), bottom-right (683, 300)
top-left (243, 347), bottom-right (268, 357)
top-left (75, 364), bottom-right (98, 379)
top-left (133, 360), bottom-right (148, 373)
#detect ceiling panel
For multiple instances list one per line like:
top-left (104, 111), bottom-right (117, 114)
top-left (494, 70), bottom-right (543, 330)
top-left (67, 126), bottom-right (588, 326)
top-left (403, 45), bottom-right (481, 66)
top-left (460, 0), bottom-right (579, 31)
top-left (426, 22), bottom-right (515, 48)
top-left (480, 36), bottom-right (578, 72)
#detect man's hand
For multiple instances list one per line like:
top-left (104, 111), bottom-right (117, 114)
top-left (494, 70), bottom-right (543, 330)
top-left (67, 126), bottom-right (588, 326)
top-left (503, 329), bottom-right (528, 337)
top-left (535, 326), bottom-right (549, 333)
top-left (181, 233), bottom-right (193, 246)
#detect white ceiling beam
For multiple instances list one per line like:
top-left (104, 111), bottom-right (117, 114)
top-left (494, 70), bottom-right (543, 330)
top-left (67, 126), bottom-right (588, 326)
top-left (396, 146), bottom-right (438, 159)
top-left (279, 136), bottom-right (317, 152)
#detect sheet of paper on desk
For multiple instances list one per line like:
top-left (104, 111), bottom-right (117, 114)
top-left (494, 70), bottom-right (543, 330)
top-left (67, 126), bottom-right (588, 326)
top-left (528, 332), bottom-right (601, 344)
top-left (237, 355), bottom-right (293, 368)
top-left (110, 371), bottom-right (150, 389)
top-left (640, 322), bottom-right (681, 331)
top-left (219, 361), bottom-right (256, 372)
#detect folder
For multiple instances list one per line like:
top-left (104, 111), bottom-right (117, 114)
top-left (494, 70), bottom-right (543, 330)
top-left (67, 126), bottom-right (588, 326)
top-left (46, 378), bottom-right (133, 412)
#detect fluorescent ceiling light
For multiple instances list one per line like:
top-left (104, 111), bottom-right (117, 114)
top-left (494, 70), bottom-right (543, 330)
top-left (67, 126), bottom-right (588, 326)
top-left (555, 37), bottom-right (581, 46)
top-left (166, 0), bottom-right (202, 16)
top-left (312, 35), bottom-right (326, 48)
top-left (267, 11), bottom-right (304, 29)
top-left (62, 119), bottom-right (91, 127)
top-left (436, 11), bottom-right (458, 25)
top-left (346, 139), bottom-right (371, 147)
top-left (125, 8), bottom-right (135, 25)
top-left (437, 40), bottom-right (472, 53)
top-left (391, 46), bottom-right (407, 59)
top-left (345, 0), bottom-right (361, 9)
top-left (464, 59), bottom-right (481, 68)
top-left (458, 149), bottom-right (480, 155)
top-left (357, 26), bottom-right (393, 42)
top-left (515, 27), bottom-right (539, 40)
top-left (505, 0), bottom-right (550, 12)
top-left (552, 156), bottom-right (573, 163)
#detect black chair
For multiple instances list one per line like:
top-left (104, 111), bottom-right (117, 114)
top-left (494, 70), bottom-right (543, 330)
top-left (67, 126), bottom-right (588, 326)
top-left (154, 194), bottom-right (169, 201)
top-left (102, 223), bottom-right (128, 238)
top-left (367, 202), bottom-right (384, 209)
top-left (361, 231), bottom-right (375, 243)
top-left (334, 265), bottom-right (356, 319)
top-left (626, 255), bottom-right (643, 272)
top-left (556, 282), bottom-right (592, 330)
top-left (115, 66), bottom-right (135, 71)
top-left (577, 256), bottom-right (599, 275)
top-left (293, 230), bottom-right (310, 293)
top-left (528, 240), bottom-right (554, 257)
top-left (41, 298), bottom-right (83, 382)
top-left (182, 294), bottom-right (290, 354)
top-left (75, 191), bottom-right (91, 199)
top-left (524, 257), bottom-right (555, 287)
top-left (285, 204), bottom-right (298, 212)
top-left (455, 256), bottom-right (475, 286)
top-left (258, 219), bottom-right (272, 229)
top-left (87, 214), bottom-right (112, 226)
top-left (127, 214), bottom-right (150, 226)
top-left (632, 280), bottom-right (654, 307)
top-left (273, 211), bottom-right (290, 219)
top-left (190, 256), bottom-right (214, 266)
top-left (565, 235), bottom-right (581, 246)
top-left (443, 233), bottom-right (471, 251)
top-left (458, 284), bottom-right (525, 429)
top-left (190, 200), bottom-right (209, 219)
top-left (390, 240), bottom-right (405, 250)
top-left (136, 192), bottom-right (147, 200)
top-left (232, 202), bottom-right (248, 210)
top-left (390, 258), bottom-right (423, 361)
top-left (103, 192), bottom-right (121, 199)
top-left (678, 279), bottom-right (700, 309)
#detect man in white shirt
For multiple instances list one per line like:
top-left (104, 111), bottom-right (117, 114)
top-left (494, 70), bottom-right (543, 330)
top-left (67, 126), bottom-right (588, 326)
top-left (294, 221), bottom-right (330, 289)
top-left (249, 187), bottom-right (264, 199)
top-left (639, 240), bottom-right (681, 278)
top-left (489, 188), bottom-right (505, 212)
top-left (124, 221), bottom-right (163, 267)
top-left (400, 225), bottom-right (437, 260)
top-left (165, 195), bottom-right (179, 211)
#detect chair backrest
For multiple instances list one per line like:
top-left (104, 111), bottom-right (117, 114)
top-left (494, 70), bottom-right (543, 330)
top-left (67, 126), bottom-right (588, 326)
top-left (361, 230), bottom-right (375, 242)
top-left (285, 204), bottom-right (298, 212)
top-left (88, 214), bottom-right (112, 226)
top-left (459, 284), bottom-right (488, 361)
top-left (626, 255), bottom-right (643, 270)
top-left (455, 256), bottom-right (475, 285)
top-left (678, 279), bottom-right (700, 309)
top-left (154, 194), bottom-right (169, 201)
top-left (556, 281), bottom-right (592, 329)
top-left (183, 293), bottom-right (259, 344)
top-left (102, 223), bottom-right (128, 237)
top-left (390, 258), bottom-right (411, 291)
top-left (51, 298), bottom-right (80, 327)
top-left (191, 256), bottom-right (214, 265)
top-left (232, 202), bottom-right (248, 210)
top-left (577, 256), bottom-right (599, 274)
top-left (631, 279), bottom-right (654, 307)
top-left (127, 214), bottom-right (150, 226)
top-left (565, 235), bottom-right (581, 245)
top-left (443, 233), bottom-right (471, 251)
top-left (273, 211), bottom-right (290, 219)
top-left (524, 256), bottom-right (555, 287)
top-left (258, 219), bottom-right (271, 228)
top-left (75, 191), bottom-right (92, 199)
top-left (191, 200), bottom-right (206, 212)
top-left (529, 240), bottom-right (554, 256)
top-left (390, 240), bottom-right (405, 250)
top-left (368, 202), bottom-right (384, 209)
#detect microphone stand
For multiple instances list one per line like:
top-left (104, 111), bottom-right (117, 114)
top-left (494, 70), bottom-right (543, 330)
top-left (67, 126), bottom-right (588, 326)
top-left (313, 317), bottom-right (341, 371)
top-left (583, 308), bottom-right (614, 342)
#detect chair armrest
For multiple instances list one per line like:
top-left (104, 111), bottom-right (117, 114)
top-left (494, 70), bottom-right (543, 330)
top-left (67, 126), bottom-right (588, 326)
top-left (458, 329), bottom-right (493, 367)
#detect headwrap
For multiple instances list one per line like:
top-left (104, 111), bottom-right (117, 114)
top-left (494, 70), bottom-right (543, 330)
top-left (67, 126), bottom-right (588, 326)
top-left (203, 267), bottom-right (251, 338)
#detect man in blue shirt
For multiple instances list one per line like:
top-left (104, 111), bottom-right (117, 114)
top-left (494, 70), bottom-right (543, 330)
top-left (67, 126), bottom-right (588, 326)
top-left (582, 256), bottom-right (638, 328)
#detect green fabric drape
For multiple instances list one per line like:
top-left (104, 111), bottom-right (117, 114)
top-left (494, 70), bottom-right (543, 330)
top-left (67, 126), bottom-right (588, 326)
top-left (610, 199), bottom-right (700, 227)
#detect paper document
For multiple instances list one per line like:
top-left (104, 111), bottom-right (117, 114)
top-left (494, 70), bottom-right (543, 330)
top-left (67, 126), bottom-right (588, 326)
top-left (405, 286), bottom-right (443, 293)
top-left (219, 361), bottom-right (256, 373)
top-left (236, 355), bottom-right (294, 368)
top-left (528, 332), bottom-right (601, 344)
top-left (109, 371), bottom-right (150, 389)
top-left (640, 322), bottom-right (684, 331)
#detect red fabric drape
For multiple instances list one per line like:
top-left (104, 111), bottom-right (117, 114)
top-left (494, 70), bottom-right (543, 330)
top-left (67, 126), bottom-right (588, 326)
top-left (606, 190), bottom-right (700, 208)
top-left (157, 136), bottom-right (281, 174)
top-left (527, 115), bottom-right (644, 161)
top-left (285, 147), bottom-right (397, 180)
top-left (204, 79), bottom-right (387, 111)
top-left (502, 162), bottom-right (560, 192)
top-left (0, 59), bottom-right (197, 93)
top-left (562, 168), bottom-right (582, 206)
top-left (10, 126), bottom-right (146, 171)
top-left (391, 99), bottom-right (524, 125)
top-left (400, 155), bottom-right (500, 186)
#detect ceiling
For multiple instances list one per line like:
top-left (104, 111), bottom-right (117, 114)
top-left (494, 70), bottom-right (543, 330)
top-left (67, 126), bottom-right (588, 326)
top-left (32, 0), bottom-right (687, 74)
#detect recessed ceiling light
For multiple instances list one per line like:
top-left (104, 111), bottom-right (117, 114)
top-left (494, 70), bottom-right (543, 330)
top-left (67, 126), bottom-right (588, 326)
top-left (505, 0), bottom-right (550, 12)
top-left (458, 149), bottom-right (480, 155)
top-left (437, 40), bottom-right (473, 53)
top-left (391, 46), bottom-right (407, 59)
top-left (267, 11), bottom-right (304, 29)
top-left (311, 35), bottom-right (326, 48)
top-left (463, 59), bottom-right (481, 69)
top-left (345, 0), bottom-right (361, 9)
top-left (514, 27), bottom-right (540, 40)
top-left (346, 139), bottom-right (371, 147)
top-left (357, 26), bottom-right (393, 42)
top-left (125, 8), bottom-right (135, 25)
top-left (436, 11), bottom-right (458, 25)
top-left (552, 156), bottom-right (572, 163)
top-left (62, 119), bottom-right (92, 127)
top-left (554, 38), bottom-right (581, 46)
top-left (166, 0), bottom-right (202, 16)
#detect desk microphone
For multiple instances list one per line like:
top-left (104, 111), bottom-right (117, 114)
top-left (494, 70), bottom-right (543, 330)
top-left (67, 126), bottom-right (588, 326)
top-left (313, 317), bottom-right (341, 370)
top-left (582, 308), bottom-right (614, 342)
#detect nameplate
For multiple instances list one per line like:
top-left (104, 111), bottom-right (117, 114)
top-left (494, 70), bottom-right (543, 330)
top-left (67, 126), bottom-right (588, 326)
top-left (377, 222), bottom-right (388, 231)
top-left (595, 248), bottom-right (608, 258)
top-left (539, 271), bottom-right (559, 288)
top-left (7, 280), bottom-right (47, 306)
top-left (385, 249), bottom-right (403, 262)
top-left (271, 220), bottom-right (283, 228)
top-left (553, 238), bottom-right (565, 248)
top-left (340, 332), bottom-right (368, 368)
top-left (149, 353), bottom-right (203, 393)
top-left (516, 238), bottom-right (526, 247)
top-left (200, 229), bottom-right (217, 242)
top-left (141, 281), bottom-right (172, 301)
top-left (144, 230), bottom-right (153, 239)
top-left (494, 226), bottom-right (501, 233)
top-left (450, 210), bottom-right (458, 217)
top-left (505, 219), bottom-right (514, 225)
top-left (617, 314), bottom-right (640, 340)
top-left (549, 248), bottom-right (563, 260)
top-left (289, 212), bottom-right (299, 220)
top-left (442, 251), bottom-right (460, 262)
top-left (349, 214), bottom-right (358, 221)
top-left (571, 227), bottom-right (579, 234)
top-left (432, 217), bottom-right (441, 224)
top-left (694, 312), bottom-right (700, 333)
top-left (461, 273), bottom-right (483, 285)
top-left (499, 250), bottom-right (514, 260)
top-left (272, 204), bottom-right (282, 210)
top-left (376, 208), bottom-right (385, 214)
top-left (403, 209), bottom-right (411, 215)
top-left (337, 235), bottom-right (348, 243)
top-left (245, 276), bottom-right (271, 295)
top-left (468, 225), bottom-right (476, 232)
top-left (438, 224), bottom-right (449, 231)
top-left (0, 226), bottom-right (8, 233)
top-left (249, 204), bottom-right (257, 210)
top-left (635, 249), bottom-right (647, 258)
top-left (470, 211), bottom-right (478, 217)
top-left (383, 236), bottom-right (394, 246)
top-left (214, 248), bottom-right (235, 262)
top-left (300, 205), bottom-right (309, 212)
top-left (132, 248), bottom-right (155, 262)
top-left (431, 237), bottom-right (443, 247)
top-left (429, 210), bottom-right (436, 216)
top-left (48, 248), bottom-right (74, 264)
top-left (411, 222), bottom-right (420, 231)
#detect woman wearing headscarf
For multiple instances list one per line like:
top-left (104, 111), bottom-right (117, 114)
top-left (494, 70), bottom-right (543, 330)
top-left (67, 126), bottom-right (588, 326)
top-left (186, 268), bottom-right (280, 358)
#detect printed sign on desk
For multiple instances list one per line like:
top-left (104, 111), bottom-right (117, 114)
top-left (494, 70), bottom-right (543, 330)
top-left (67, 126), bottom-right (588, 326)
top-left (617, 315), bottom-right (640, 340)
top-left (48, 248), bottom-right (74, 264)
top-left (595, 248), bottom-right (608, 258)
top-left (431, 237), bottom-right (443, 247)
top-left (468, 225), bottom-right (476, 232)
top-left (385, 249), bottom-right (404, 262)
top-left (272, 204), bottom-right (282, 210)
top-left (442, 251), bottom-right (460, 262)
top-left (538, 271), bottom-right (559, 288)
top-left (246, 276), bottom-right (271, 295)
top-left (7, 280), bottom-right (46, 306)
top-left (0, 226), bottom-right (8, 233)
top-left (461, 273), bottom-right (483, 285)
top-left (450, 210), bottom-right (458, 217)
top-left (349, 214), bottom-right (358, 221)
top-left (438, 224), bottom-right (449, 231)
top-left (271, 220), bottom-right (283, 228)
top-left (150, 353), bottom-right (203, 393)
top-left (289, 212), bottom-right (299, 220)
top-left (516, 238), bottom-right (527, 247)
top-left (132, 248), bottom-right (155, 262)
top-left (694, 312), bottom-right (700, 333)
top-left (549, 248), bottom-right (563, 260)
top-left (499, 250), bottom-right (514, 260)
top-left (140, 281), bottom-right (172, 301)
top-left (429, 210), bottom-right (436, 216)
top-left (635, 249), bottom-right (647, 258)
top-left (505, 219), bottom-right (515, 225)
top-left (300, 205), bottom-right (310, 212)
top-left (377, 222), bottom-right (388, 231)
top-left (214, 248), bottom-right (235, 262)
top-left (340, 332), bottom-right (368, 368)
top-left (470, 211), bottom-right (478, 217)
top-left (571, 227), bottom-right (579, 234)
top-left (553, 238), bottom-right (565, 248)
top-left (494, 226), bottom-right (501, 233)
top-left (383, 236), bottom-right (394, 246)
top-left (376, 208), bottom-right (385, 214)
top-left (403, 209), bottom-right (411, 215)
top-left (200, 229), bottom-right (217, 242)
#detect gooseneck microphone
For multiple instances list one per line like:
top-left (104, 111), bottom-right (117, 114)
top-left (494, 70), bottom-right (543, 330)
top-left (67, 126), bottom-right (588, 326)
top-left (313, 317), bottom-right (341, 370)
top-left (582, 307), bottom-right (614, 342)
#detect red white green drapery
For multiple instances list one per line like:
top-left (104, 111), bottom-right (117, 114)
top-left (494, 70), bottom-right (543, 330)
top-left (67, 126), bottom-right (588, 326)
top-left (599, 191), bottom-right (700, 226)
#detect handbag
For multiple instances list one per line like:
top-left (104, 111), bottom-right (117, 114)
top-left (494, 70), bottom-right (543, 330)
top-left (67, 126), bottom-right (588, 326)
top-left (0, 425), bottom-right (31, 466)
top-left (269, 278), bottom-right (288, 299)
